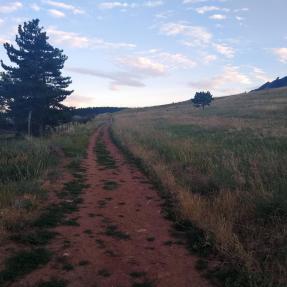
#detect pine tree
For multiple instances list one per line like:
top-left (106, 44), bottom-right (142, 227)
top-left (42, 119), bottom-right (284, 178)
top-left (0, 19), bottom-right (73, 135)
top-left (192, 91), bottom-right (213, 110)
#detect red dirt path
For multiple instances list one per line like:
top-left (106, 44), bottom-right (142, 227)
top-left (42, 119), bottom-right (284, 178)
top-left (13, 125), bottom-right (211, 287)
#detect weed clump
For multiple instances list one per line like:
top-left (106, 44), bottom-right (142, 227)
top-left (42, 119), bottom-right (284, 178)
top-left (0, 248), bottom-right (52, 283)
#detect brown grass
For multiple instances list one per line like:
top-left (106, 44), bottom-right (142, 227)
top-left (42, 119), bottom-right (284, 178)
top-left (112, 88), bottom-right (287, 286)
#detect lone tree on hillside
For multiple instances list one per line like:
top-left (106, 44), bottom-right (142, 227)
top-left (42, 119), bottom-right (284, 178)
top-left (192, 91), bottom-right (213, 110)
top-left (0, 19), bottom-right (73, 135)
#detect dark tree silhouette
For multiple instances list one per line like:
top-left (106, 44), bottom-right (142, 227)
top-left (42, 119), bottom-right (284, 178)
top-left (0, 19), bottom-right (73, 135)
top-left (192, 91), bottom-right (213, 110)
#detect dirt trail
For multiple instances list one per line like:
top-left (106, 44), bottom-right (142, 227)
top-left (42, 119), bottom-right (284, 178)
top-left (13, 125), bottom-right (211, 287)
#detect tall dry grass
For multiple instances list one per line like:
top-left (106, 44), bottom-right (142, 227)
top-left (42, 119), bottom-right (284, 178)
top-left (112, 88), bottom-right (287, 286)
top-left (0, 118), bottom-right (104, 235)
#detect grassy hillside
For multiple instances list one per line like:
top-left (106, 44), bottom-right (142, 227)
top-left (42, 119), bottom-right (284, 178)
top-left (112, 87), bottom-right (287, 286)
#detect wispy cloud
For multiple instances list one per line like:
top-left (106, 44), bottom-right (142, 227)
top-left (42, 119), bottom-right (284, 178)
top-left (193, 6), bottom-right (230, 15)
top-left (209, 14), bottom-right (226, 20)
top-left (213, 43), bottom-right (235, 58)
top-left (118, 56), bottom-right (166, 76)
top-left (30, 3), bottom-right (41, 11)
top-left (0, 1), bottom-right (22, 13)
top-left (202, 54), bottom-right (217, 64)
top-left (0, 37), bottom-right (11, 44)
top-left (66, 52), bottom-right (194, 91)
top-left (98, 1), bottom-right (164, 10)
top-left (252, 67), bottom-right (272, 82)
top-left (190, 66), bottom-right (251, 92)
top-left (234, 8), bottom-right (249, 13)
top-left (44, 1), bottom-right (85, 14)
top-left (47, 27), bottom-right (136, 49)
top-left (235, 16), bottom-right (244, 21)
top-left (183, 0), bottom-right (209, 4)
top-left (156, 52), bottom-right (197, 69)
top-left (273, 48), bottom-right (287, 63)
top-left (160, 22), bottom-right (212, 46)
top-left (98, 2), bottom-right (131, 10)
top-left (48, 9), bottom-right (66, 18)
top-left (144, 1), bottom-right (164, 8)
top-left (66, 67), bottom-right (145, 90)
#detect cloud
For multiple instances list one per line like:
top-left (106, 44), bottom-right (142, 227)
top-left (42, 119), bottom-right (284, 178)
top-left (0, 2), bottom-right (22, 13)
top-left (98, 2), bottom-right (131, 9)
top-left (209, 14), bottom-right (226, 20)
top-left (30, 3), bottom-right (41, 11)
top-left (234, 8), bottom-right (249, 12)
top-left (195, 6), bottom-right (220, 14)
top-left (273, 48), bottom-right (287, 63)
top-left (213, 43), bottom-right (235, 58)
top-left (118, 56), bottom-right (166, 76)
top-left (44, 1), bottom-right (85, 14)
top-left (66, 67), bottom-right (145, 90)
top-left (183, 0), bottom-right (228, 3)
top-left (155, 10), bottom-right (173, 19)
top-left (0, 37), bottom-right (11, 44)
top-left (190, 66), bottom-right (251, 91)
top-left (252, 67), bottom-right (271, 82)
top-left (202, 54), bottom-right (217, 64)
top-left (160, 22), bottom-right (212, 46)
top-left (119, 52), bottom-right (197, 76)
top-left (183, 0), bottom-right (209, 4)
top-left (46, 27), bottom-right (136, 49)
top-left (144, 1), bottom-right (164, 7)
top-left (195, 6), bottom-right (229, 14)
top-left (158, 52), bottom-right (197, 69)
top-left (235, 16), bottom-right (244, 21)
top-left (48, 9), bottom-right (66, 18)
top-left (98, 1), bottom-right (164, 10)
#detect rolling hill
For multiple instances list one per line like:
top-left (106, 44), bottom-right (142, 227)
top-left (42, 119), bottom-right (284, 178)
top-left (112, 87), bottom-right (287, 286)
top-left (252, 75), bottom-right (287, 92)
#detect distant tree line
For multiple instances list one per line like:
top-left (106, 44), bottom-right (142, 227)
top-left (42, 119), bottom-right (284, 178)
top-left (73, 107), bottom-right (125, 120)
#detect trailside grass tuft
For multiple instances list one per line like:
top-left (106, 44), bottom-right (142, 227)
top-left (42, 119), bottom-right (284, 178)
top-left (0, 248), bottom-right (52, 284)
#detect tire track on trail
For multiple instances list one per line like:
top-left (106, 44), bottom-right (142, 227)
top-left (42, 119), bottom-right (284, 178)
top-left (11, 124), bottom-right (211, 287)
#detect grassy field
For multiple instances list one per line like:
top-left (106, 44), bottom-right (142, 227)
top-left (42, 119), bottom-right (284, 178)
top-left (0, 119), bottom-right (103, 236)
top-left (112, 87), bottom-right (287, 286)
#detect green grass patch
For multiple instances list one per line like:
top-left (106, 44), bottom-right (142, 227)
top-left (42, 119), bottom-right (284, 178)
top-left (62, 263), bottom-right (74, 271)
top-left (105, 224), bottom-right (130, 240)
top-left (103, 180), bottom-right (119, 191)
top-left (98, 268), bottom-right (111, 277)
top-left (79, 260), bottom-right (90, 266)
top-left (130, 272), bottom-right (146, 278)
top-left (10, 230), bottom-right (58, 246)
top-left (94, 136), bottom-right (117, 169)
top-left (0, 248), bottom-right (51, 284)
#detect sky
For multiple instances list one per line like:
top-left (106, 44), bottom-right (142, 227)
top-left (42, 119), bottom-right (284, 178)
top-left (0, 0), bottom-right (287, 108)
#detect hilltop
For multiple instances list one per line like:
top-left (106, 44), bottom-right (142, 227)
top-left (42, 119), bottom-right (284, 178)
top-left (252, 75), bottom-right (287, 92)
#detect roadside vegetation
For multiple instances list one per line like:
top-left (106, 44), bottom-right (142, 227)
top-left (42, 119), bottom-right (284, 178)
top-left (112, 87), bottom-right (287, 287)
top-left (0, 118), bottom-right (105, 285)
top-left (0, 120), bottom-right (100, 234)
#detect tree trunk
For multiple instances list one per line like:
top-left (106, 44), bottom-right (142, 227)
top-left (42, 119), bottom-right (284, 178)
top-left (27, 110), bottom-right (32, 137)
